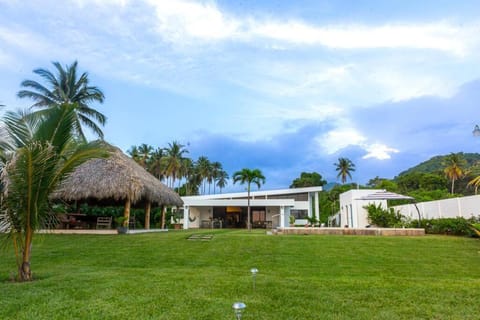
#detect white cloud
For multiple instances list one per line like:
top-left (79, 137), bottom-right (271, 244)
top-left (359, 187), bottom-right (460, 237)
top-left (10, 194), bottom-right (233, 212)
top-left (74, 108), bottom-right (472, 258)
top-left (317, 127), bottom-right (400, 161)
top-left (362, 144), bottom-right (399, 160)
top-left (147, 0), bottom-right (240, 43)
top-left (317, 128), bottom-right (367, 154)
top-left (252, 21), bottom-right (469, 55)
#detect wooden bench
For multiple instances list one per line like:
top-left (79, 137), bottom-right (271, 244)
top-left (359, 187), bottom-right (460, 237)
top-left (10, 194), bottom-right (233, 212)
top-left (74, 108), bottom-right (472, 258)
top-left (96, 216), bottom-right (112, 229)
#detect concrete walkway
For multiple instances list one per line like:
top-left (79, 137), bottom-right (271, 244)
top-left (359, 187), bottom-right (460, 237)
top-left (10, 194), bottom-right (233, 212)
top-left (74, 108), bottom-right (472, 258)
top-left (38, 229), bottom-right (169, 235)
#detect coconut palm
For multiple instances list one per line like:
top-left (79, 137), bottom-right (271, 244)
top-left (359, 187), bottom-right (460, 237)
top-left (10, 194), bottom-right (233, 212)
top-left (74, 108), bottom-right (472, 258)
top-left (233, 168), bottom-right (265, 230)
top-left (215, 170), bottom-right (229, 194)
top-left (196, 156), bottom-right (211, 194)
top-left (334, 157), bottom-right (355, 184)
top-left (164, 141), bottom-right (188, 188)
top-left (0, 104), bottom-right (108, 281)
top-left (443, 153), bottom-right (466, 194)
top-left (17, 61), bottom-right (106, 140)
top-left (137, 143), bottom-right (153, 169)
top-left (148, 147), bottom-right (165, 180)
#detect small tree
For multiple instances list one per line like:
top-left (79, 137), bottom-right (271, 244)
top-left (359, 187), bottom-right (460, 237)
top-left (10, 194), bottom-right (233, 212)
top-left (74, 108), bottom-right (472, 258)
top-left (1, 105), bottom-right (108, 281)
top-left (233, 168), bottom-right (265, 230)
top-left (364, 203), bottom-right (404, 228)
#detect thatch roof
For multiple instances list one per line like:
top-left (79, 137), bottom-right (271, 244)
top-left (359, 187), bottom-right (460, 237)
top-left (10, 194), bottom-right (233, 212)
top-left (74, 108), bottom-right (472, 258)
top-left (52, 145), bottom-right (183, 207)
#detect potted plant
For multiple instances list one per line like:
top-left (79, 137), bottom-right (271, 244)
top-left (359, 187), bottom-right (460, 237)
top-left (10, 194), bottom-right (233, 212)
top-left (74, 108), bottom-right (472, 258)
top-left (289, 215), bottom-right (296, 227)
top-left (115, 216), bottom-right (128, 234)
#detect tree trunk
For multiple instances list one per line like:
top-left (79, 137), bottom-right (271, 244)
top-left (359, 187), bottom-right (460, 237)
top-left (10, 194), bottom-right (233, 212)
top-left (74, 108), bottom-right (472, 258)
top-left (247, 185), bottom-right (251, 231)
top-left (451, 179), bottom-right (455, 194)
top-left (144, 202), bottom-right (151, 230)
top-left (19, 228), bottom-right (34, 281)
top-left (124, 198), bottom-right (131, 228)
top-left (161, 205), bottom-right (166, 229)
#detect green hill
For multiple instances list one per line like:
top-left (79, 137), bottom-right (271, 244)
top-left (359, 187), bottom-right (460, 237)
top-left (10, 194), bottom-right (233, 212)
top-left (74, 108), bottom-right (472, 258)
top-left (398, 152), bottom-right (480, 176)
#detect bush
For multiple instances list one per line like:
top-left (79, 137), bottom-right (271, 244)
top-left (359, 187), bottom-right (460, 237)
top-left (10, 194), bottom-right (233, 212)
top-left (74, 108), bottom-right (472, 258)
top-left (364, 203), bottom-right (405, 228)
top-left (407, 217), bottom-right (479, 236)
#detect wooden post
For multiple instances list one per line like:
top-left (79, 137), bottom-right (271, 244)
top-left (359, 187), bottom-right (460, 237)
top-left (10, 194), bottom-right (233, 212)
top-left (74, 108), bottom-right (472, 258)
top-left (161, 205), bottom-right (166, 229)
top-left (144, 202), bottom-right (151, 230)
top-left (124, 198), bottom-right (131, 228)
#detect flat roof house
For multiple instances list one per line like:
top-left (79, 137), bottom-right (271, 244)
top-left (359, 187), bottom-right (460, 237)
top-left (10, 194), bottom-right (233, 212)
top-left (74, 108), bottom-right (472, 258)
top-left (180, 186), bottom-right (323, 229)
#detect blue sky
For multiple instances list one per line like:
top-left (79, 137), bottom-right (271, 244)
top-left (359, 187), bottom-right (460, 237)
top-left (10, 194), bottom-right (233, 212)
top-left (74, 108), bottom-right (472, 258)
top-left (1, 0), bottom-right (480, 191)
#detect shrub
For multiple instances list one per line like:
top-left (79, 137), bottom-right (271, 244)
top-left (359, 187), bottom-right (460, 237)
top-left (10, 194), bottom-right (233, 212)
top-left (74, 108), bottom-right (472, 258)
top-left (364, 203), bottom-right (405, 228)
top-left (407, 217), bottom-right (478, 236)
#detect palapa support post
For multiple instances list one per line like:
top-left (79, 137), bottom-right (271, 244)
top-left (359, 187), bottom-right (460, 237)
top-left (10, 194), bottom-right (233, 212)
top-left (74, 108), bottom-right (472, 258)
top-left (144, 202), bottom-right (151, 230)
top-left (124, 198), bottom-right (131, 228)
top-left (161, 205), bottom-right (166, 229)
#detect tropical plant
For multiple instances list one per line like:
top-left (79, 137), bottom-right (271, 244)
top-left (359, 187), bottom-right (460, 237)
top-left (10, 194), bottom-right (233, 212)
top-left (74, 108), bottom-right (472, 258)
top-left (215, 170), bottom-right (229, 194)
top-left (196, 156), bottom-right (211, 194)
top-left (335, 157), bottom-right (355, 184)
top-left (164, 141), bottom-right (188, 188)
top-left (290, 172), bottom-right (327, 188)
top-left (364, 203), bottom-right (404, 228)
top-left (232, 168), bottom-right (265, 230)
top-left (0, 105), bottom-right (108, 281)
top-left (443, 153), bottom-right (466, 194)
top-left (17, 61), bottom-right (106, 140)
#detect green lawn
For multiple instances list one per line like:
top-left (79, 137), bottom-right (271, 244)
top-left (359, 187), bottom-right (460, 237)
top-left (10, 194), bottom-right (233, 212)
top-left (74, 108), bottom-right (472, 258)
top-left (0, 230), bottom-right (479, 319)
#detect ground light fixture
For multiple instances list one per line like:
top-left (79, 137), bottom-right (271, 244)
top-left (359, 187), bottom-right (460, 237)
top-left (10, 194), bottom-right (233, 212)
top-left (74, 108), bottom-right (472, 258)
top-left (232, 302), bottom-right (246, 320)
top-left (473, 125), bottom-right (480, 137)
top-left (250, 267), bottom-right (258, 290)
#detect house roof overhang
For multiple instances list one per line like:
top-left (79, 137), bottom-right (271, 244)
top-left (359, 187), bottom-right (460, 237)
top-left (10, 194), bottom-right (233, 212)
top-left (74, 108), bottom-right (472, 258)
top-left (183, 199), bottom-right (295, 207)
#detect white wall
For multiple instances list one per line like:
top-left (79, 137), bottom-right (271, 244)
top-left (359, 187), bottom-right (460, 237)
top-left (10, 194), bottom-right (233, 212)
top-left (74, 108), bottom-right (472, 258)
top-left (394, 195), bottom-right (480, 220)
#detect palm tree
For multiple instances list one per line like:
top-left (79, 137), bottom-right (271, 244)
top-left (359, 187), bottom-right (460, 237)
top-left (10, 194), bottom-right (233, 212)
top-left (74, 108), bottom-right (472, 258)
top-left (196, 156), bottom-right (211, 194)
top-left (215, 170), bottom-right (229, 193)
top-left (210, 161), bottom-right (223, 194)
top-left (443, 153), bottom-right (466, 194)
top-left (17, 61), bottom-right (106, 140)
top-left (233, 168), bottom-right (265, 230)
top-left (127, 145), bottom-right (140, 163)
top-left (0, 104), bottom-right (108, 281)
top-left (137, 143), bottom-right (153, 168)
top-left (164, 141), bottom-right (188, 188)
top-left (334, 157), bottom-right (355, 184)
top-left (148, 148), bottom-right (165, 180)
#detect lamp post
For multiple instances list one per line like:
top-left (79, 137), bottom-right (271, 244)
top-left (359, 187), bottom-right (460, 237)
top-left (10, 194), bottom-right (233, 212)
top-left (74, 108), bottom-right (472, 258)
top-left (473, 125), bottom-right (480, 137)
top-left (250, 267), bottom-right (258, 290)
top-left (232, 302), bottom-right (246, 320)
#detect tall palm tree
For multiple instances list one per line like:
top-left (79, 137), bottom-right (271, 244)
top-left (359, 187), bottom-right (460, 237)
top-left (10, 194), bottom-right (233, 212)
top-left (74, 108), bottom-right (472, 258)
top-left (0, 104), bottom-right (108, 281)
top-left (210, 161), bottom-right (222, 194)
top-left (233, 168), bottom-right (265, 230)
top-left (443, 153), bottom-right (466, 194)
top-left (196, 156), bottom-right (211, 194)
top-left (127, 145), bottom-right (140, 163)
top-left (17, 61), bottom-right (106, 140)
top-left (137, 143), bottom-right (153, 169)
top-left (215, 170), bottom-right (229, 194)
top-left (164, 141), bottom-right (188, 188)
top-left (334, 157), bottom-right (355, 184)
top-left (148, 147), bottom-right (165, 180)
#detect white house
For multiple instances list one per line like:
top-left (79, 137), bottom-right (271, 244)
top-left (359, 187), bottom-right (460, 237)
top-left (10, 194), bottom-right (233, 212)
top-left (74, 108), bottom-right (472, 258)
top-left (179, 186), bottom-right (323, 229)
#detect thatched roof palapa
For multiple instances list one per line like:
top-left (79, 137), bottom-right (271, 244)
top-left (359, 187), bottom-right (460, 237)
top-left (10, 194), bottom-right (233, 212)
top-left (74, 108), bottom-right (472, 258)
top-left (53, 145), bottom-right (183, 207)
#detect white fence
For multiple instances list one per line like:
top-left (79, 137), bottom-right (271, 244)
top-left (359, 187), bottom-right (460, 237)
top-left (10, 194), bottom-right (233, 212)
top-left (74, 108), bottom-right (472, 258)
top-left (393, 195), bottom-right (480, 220)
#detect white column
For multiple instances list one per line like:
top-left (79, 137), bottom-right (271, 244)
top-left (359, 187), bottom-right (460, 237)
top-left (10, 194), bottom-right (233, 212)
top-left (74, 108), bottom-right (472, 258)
top-left (183, 206), bottom-right (190, 229)
top-left (308, 193), bottom-right (313, 218)
top-left (280, 206), bottom-right (285, 228)
top-left (315, 192), bottom-right (320, 221)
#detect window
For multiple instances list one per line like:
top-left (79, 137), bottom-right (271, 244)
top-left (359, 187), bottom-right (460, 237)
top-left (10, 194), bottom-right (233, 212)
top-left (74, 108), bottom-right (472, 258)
top-left (291, 209), bottom-right (308, 219)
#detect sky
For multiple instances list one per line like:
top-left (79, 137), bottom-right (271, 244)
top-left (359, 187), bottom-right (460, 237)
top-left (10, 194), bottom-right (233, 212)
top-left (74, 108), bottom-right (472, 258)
top-left (1, 0), bottom-right (480, 191)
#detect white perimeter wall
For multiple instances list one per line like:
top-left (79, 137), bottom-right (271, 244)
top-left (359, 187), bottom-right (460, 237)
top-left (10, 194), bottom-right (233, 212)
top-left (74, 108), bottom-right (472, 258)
top-left (393, 195), bottom-right (480, 220)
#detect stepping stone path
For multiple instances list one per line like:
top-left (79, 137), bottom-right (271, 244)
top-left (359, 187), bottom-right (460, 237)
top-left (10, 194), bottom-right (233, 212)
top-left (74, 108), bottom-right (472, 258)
top-left (187, 234), bottom-right (214, 241)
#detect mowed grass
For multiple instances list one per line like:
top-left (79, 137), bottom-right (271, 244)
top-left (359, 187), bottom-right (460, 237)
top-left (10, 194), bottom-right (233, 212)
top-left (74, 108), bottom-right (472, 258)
top-left (0, 230), bottom-right (479, 319)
